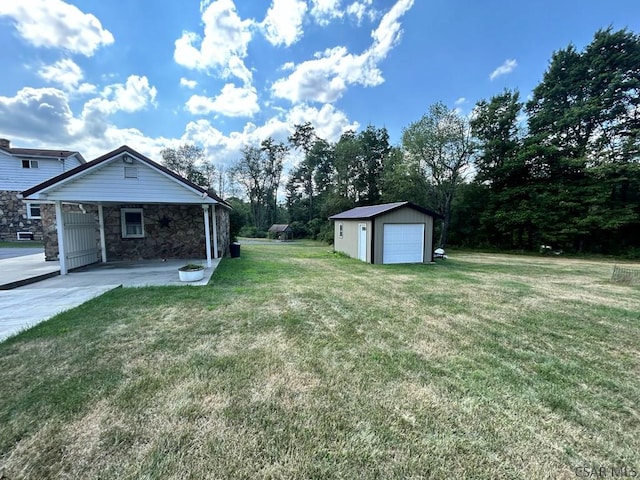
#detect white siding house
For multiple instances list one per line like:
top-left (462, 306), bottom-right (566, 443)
top-left (22, 145), bottom-right (232, 274)
top-left (0, 138), bottom-right (85, 241)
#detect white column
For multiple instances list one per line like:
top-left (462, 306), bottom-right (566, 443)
top-left (211, 204), bottom-right (219, 259)
top-left (55, 201), bottom-right (67, 275)
top-left (98, 204), bottom-right (107, 263)
top-left (202, 205), bottom-right (212, 268)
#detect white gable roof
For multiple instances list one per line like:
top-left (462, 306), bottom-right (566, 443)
top-left (22, 146), bottom-right (229, 207)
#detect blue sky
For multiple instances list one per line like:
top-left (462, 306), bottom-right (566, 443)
top-left (1, 0), bottom-right (639, 172)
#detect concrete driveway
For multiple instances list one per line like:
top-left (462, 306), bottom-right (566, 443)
top-left (0, 256), bottom-right (220, 342)
top-left (0, 247), bottom-right (44, 259)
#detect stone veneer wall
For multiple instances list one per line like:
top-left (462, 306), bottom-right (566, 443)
top-left (103, 204), bottom-right (231, 261)
top-left (0, 191), bottom-right (43, 241)
top-left (41, 202), bottom-right (231, 262)
top-left (215, 204), bottom-right (231, 257)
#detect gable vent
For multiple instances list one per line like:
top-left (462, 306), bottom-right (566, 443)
top-left (124, 166), bottom-right (139, 178)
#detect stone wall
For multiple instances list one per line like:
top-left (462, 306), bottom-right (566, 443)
top-left (0, 190), bottom-right (43, 241)
top-left (41, 202), bottom-right (231, 261)
top-left (103, 204), bottom-right (231, 260)
top-left (215, 205), bottom-right (231, 257)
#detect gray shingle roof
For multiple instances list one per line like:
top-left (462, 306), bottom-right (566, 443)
top-left (329, 202), bottom-right (443, 220)
top-left (268, 224), bottom-right (290, 232)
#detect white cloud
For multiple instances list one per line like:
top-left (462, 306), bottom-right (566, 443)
top-left (180, 78), bottom-right (198, 89)
top-left (84, 75), bottom-right (158, 115)
top-left (261, 0), bottom-right (307, 47)
top-left (346, 0), bottom-right (376, 25)
top-left (272, 46), bottom-right (369, 103)
top-left (0, 87), bottom-right (74, 141)
top-left (182, 101), bottom-right (357, 171)
top-left (0, 0), bottom-right (114, 56)
top-left (454, 97), bottom-right (467, 106)
top-left (288, 103), bottom-right (358, 142)
top-left (186, 84), bottom-right (260, 117)
top-left (174, 0), bottom-right (254, 85)
top-left (38, 59), bottom-right (83, 87)
top-left (310, 0), bottom-right (344, 25)
top-left (368, 0), bottom-right (414, 60)
top-left (490, 59), bottom-right (517, 81)
top-left (0, 85), bottom-right (167, 159)
top-left (272, 0), bottom-right (414, 104)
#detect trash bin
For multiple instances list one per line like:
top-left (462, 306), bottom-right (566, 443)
top-left (230, 242), bottom-right (241, 258)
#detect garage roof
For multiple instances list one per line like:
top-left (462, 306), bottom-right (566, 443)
top-left (329, 202), bottom-right (443, 220)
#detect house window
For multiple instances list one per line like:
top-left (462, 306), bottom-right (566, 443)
top-left (121, 208), bottom-right (144, 238)
top-left (27, 203), bottom-right (41, 219)
top-left (338, 223), bottom-right (344, 239)
top-left (22, 160), bottom-right (39, 169)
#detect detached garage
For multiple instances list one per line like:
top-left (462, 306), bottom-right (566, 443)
top-left (329, 202), bottom-right (443, 264)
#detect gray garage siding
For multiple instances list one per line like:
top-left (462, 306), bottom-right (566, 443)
top-left (373, 209), bottom-right (434, 264)
top-left (333, 219), bottom-right (372, 262)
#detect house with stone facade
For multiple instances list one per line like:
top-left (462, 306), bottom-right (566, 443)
top-left (22, 145), bottom-right (231, 275)
top-left (0, 138), bottom-right (85, 241)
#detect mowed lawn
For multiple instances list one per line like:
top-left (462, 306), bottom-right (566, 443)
top-left (1, 243), bottom-right (639, 479)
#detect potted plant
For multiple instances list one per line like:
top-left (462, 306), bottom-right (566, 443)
top-left (178, 263), bottom-right (205, 282)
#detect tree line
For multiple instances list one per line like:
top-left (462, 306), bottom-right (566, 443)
top-left (161, 28), bottom-right (640, 256)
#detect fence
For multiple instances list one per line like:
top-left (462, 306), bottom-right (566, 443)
top-left (611, 265), bottom-right (640, 285)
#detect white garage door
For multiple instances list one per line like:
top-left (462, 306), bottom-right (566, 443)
top-left (383, 224), bottom-right (424, 264)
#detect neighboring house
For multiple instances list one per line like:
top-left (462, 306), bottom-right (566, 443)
top-left (22, 145), bottom-right (231, 274)
top-left (268, 224), bottom-right (292, 241)
top-left (0, 138), bottom-right (85, 241)
top-left (329, 202), bottom-right (443, 264)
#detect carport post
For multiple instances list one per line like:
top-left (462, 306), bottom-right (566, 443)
top-left (98, 204), bottom-right (107, 263)
top-left (55, 201), bottom-right (67, 275)
top-left (202, 205), bottom-right (212, 268)
top-left (211, 204), bottom-right (219, 259)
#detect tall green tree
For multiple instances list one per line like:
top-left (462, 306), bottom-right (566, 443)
top-left (287, 123), bottom-right (319, 223)
top-left (160, 144), bottom-right (215, 189)
top-left (402, 102), bottom-right (474, 247)
top-left (260, 138), bottom-right (287, 226)
top-left (525, 27), bottom-right (640, 251)
top-left (231, 140), bottom-right (284, 231)
top-left (471, 90), bottom-right (530, 247)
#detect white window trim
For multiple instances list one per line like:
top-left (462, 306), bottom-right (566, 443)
top-left (22, 159), bottom-right (39, 169)
top-left (27, 203), bottom-right (41, 219)
top-left (121, 208), bottom-right (145, 238)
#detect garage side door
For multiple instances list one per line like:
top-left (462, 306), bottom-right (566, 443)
top-left (383, 224), bottom-right (424, 264)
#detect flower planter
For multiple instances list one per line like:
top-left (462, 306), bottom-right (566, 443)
top-left (178, 264), bottom-right (205, 282)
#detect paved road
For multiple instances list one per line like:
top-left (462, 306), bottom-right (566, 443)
top-left (0, 247), bottom-right (44, 260)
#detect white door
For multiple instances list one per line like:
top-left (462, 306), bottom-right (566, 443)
top-left (383, 224), bottom-right (424, 264)
top-left (358, 223), bottom-right (367, 262)
top-left (63, 212), bottom-right (100, 270)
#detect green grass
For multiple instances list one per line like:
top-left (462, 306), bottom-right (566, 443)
top-left (1, 244), bottom-right (639, 479)
top-left (0, 240), bottom-right (43, 248)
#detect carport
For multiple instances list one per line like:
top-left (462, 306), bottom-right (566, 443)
top-left (21, 146), bottom-right (231, 274)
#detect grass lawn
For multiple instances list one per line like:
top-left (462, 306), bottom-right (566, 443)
top-left (1, 243), bottom-right (639, 479)
top-left (0, 241), bottom-right (43, 248)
